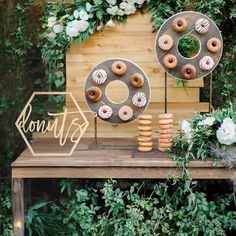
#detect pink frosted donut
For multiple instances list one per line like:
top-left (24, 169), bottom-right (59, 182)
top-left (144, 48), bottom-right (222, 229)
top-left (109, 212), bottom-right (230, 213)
top-left (98, 105), bottom-right (113, 120)
top-left (158, 35), bottom-right (173, 51)
top-left (199, 56), bottom-right (215, 71)
top-left (118, 105), bottom-right (133, 121)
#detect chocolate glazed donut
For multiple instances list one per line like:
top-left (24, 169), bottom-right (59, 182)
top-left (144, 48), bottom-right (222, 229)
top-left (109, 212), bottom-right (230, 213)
top-left (181, 64), bottom-right (196, 80)
top-left (86, 86), bottom-right (102, 102)
top-left (130, 73), bottom-right (144, 88)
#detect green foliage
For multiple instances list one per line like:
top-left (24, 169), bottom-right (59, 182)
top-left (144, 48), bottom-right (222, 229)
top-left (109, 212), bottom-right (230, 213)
top-left (178, 35), bottom-right (200, 58)
top-left (25, 179), bottom-right (236, 236)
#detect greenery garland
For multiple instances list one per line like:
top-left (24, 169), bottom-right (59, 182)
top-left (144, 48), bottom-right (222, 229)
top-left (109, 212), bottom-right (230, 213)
top-left (40, 0), bottom-right (186, 90)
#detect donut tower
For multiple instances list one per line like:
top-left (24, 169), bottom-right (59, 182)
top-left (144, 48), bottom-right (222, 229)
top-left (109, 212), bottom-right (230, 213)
top-left (157, 113), bottom-right (174, 152)
top-left (137, 114), bottom-right (153, 152)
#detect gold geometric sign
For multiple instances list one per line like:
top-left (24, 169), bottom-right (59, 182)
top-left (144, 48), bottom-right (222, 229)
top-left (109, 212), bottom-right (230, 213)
top-left (15, 92), bottom-right (90, 156)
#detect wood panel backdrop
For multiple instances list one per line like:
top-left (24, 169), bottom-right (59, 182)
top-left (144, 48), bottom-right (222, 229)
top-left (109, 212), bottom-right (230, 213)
top-left (65, 12), bottom-right (209, 139)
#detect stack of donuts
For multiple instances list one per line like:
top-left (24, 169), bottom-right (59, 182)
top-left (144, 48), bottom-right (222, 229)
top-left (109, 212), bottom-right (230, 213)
top-left (157, 113), bottom-right (173, 152)
top-left (137, 114), bottom-right (153, 152)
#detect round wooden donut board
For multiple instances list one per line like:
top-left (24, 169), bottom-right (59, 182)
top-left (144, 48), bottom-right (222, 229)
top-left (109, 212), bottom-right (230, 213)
top-left (84, 58), bottom-right (151, 125)
top-left (155, 11), bottom-right (223, 80)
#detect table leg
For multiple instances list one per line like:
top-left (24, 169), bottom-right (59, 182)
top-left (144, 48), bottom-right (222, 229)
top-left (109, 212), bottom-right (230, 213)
top-left (12, 178), bottom-right (24, 236)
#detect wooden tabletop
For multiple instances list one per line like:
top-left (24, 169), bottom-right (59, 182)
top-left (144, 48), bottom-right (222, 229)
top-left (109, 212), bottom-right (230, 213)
top-left (12, 138), bottom-right (235, 179)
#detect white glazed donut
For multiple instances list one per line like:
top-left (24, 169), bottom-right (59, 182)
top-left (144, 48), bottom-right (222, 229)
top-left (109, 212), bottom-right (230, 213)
top-left (98, 105), bottom-right (113, 119)
top-left (92, 69), bottom-right (107, 84)
top-left (132, 92), bottom-right (147, 108)
top-left (195, 18), bottom-right (210, 34)
top-left (199, 56), bottom-right (215, 71)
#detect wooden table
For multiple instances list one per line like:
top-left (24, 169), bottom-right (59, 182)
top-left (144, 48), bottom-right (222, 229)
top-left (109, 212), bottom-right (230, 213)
top-left (11, 138), bottom-right (235, 236)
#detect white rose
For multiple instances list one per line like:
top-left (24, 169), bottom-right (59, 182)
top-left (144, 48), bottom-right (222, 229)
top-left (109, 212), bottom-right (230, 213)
top-left (216, 118), bottom-right (236, 145)
top-left (106, 19), bottom-right (115, 27)
top-left (86, 2), bottom-right (92, 12)
top-left (136, 0), bottom-right (145, 4)
top-left (107, 6), bottom-right (119, 15)
top-left (198, 117), bottom-right (215, 126)
top-left (73, 10), bottom-right (79, 19)
top-left (48, 17), bottom-right (57, 27)
top-left (77, 20), bottom-right (89, 32)
top-left (106, 0), bottom-right (116, 5)
top-left (47, 32), bottom-right (56, 38)
top-left (53, 24), bottom-right (64, 33)
top-left (66, 20), bottom-right (80, 37)
top-left (117, 9), bottom-right (124, 16)
top-left (124, 3), bottom-right (136, 15)
top-left (79, 10), bottom-right (89, 21)
top-left (120, 2), bottom-right (127, 9)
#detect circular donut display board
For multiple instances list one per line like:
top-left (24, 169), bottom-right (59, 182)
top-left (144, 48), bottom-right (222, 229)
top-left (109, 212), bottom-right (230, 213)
top-left (85, 58), bottom-right (151, 125)
top-left (155, 11), bottom-right (223, 80)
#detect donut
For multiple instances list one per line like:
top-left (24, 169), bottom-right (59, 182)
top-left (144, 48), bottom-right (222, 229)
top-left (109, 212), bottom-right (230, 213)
top-left (160, 124), bottom-right (173, 130)
top-left (195, 18), bottom-right (210, 34)
top-left (159, 138), bottom-right (172, 143)
top-left (199, 56), bottom-right (215, 71)
top-left (130, 73), bottom-right (144, 88)
top-left (159, 129), bottom-right (172, 134)
top-left (158, 113), bottom-right (173, 119)
top-left (163, 54), bottom-right (177, 69)
top-left (207, 37), bottom-right (221, 53)
top-left (92, 69), bottom-right (107, 84)
top-left (118, 105), bottom-right (133, 121)
top-left (139, 131), bottom-right (152, 137)
top-left (138, 146), bottom-right (152, 152)
top-left (137, 136), bottom-right (152, 142)
top-left (111, 61), bottom-right (127, 75)
top-left (157, 146), bottom-right (170, 152)
top-left (158, 35), bottom-right (174, 51)
top-left (138, 126), bottom-right (152, 131)
top-left (159, 134), bottom-right (172, 139)
top-left (181, 64), bottom-right (196, 80)
top-left (132, 92), bottom-right (147, 108)
top-left (138, 120), bottom-right (152, 125)
top-left (172, 17), bottom-right (187, 32)
top-left (159, 119), bottom-right (174, 125)
top-left (86, 86), bottom-right (102, 102)
top-left (139, 142), bottom-right (153, 147)
top-left (158, 142), bottom-right (172, 148)
top-left (138, 114), bottom-right (152, 120)
top-left (98, 105), bottom-right (113, 120)
top-left (159, 133), bottom-right (172, 139)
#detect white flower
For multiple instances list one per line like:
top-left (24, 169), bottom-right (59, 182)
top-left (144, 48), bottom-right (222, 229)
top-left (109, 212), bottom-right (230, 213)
top-left (73, 10), bottom-right (79, 19)
top-left (53, 24), bottom-right (64, 33)
top-left (107, 6), bottom-right (118, 15)
top-left (117, 9), bottom-right (124, 16)
top-left (48, 17), bottom-right (57, 27)
top-left (198, 117), bottom-right (215, 126)
top-left (124, 3), bottom-right (136, 15)
top-left (120, 2), bottom-right (127, 9)
top-left (79, 10), bottom-right (89, 21)
top-left (216, 118), bottom-right (236, 145)
top-left (77, 20), bottom-right (89, 32)
top-left (106, 0), bottom-right (116, 5)
top-left (136, 0), bottom-right (145, 4)
top-left (181, 120), bottom-right (192, 144)
top-left (106, 19), bottom-right (115, 27)
top-left (66, 20), bottom-right (80, 37)
top-left (127, 0), bottom-right (136, 4)
top-left (86, 2), bottom-right (92, 12)
top-left (47, 32), bottom-right (56, 38)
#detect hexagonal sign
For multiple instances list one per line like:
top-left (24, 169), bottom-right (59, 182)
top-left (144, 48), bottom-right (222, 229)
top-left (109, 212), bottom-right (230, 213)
top-left (15, 92), bottom-right (89, 156)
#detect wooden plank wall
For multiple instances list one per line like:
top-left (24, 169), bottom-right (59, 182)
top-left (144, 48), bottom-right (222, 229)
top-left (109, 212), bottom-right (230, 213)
top-left (34, 12), bottom-right (209, 140)
top-left (65, 12), bottom-right (209, 138)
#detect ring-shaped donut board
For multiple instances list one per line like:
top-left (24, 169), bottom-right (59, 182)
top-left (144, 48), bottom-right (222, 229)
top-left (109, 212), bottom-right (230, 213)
top-left (155, 11), bottom-right (223, 80)
top-left (84, 58), bottom-right (151, 125)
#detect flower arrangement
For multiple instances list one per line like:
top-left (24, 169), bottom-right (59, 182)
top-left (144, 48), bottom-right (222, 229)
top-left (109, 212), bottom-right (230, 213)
top-left (174, 103), bottom-right (236, 167)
